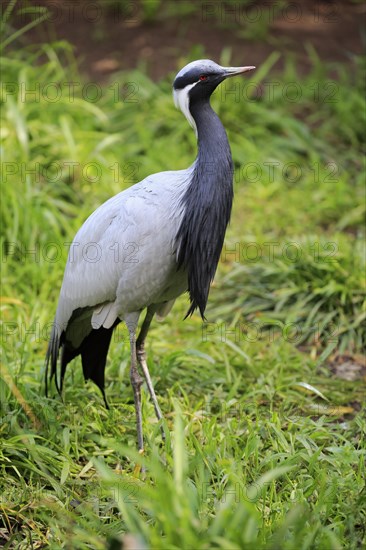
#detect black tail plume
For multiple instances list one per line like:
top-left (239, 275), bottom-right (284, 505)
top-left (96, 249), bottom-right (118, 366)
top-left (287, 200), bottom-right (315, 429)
top-left (45, 317), bottom-right (120, 408)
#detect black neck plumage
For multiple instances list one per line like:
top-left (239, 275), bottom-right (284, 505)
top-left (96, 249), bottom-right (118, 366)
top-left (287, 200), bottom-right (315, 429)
top-left (176, 97), bottom-right (234, 319)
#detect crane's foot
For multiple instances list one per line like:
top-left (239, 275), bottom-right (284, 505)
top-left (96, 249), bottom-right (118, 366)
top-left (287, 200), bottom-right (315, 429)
top-left (137, 345), bottom-right (166, 441)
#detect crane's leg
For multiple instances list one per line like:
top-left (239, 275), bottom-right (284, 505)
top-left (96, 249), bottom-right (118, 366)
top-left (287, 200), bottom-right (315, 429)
top-left (136, 306), bottom-right (164, 434)
top-left (126, 313), bottom-right (144, 452)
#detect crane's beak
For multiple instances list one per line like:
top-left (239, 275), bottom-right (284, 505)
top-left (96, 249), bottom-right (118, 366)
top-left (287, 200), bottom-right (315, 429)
top-left (223, 66), bottom-right (256, 78)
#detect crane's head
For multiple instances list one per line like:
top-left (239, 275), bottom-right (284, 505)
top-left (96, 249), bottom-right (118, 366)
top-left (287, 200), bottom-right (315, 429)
top-left (173, 59), bottom-right (255, 132)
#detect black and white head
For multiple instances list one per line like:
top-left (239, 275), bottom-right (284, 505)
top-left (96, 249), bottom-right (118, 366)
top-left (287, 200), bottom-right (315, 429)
top-left (173, 59), bottom-right (255, 133)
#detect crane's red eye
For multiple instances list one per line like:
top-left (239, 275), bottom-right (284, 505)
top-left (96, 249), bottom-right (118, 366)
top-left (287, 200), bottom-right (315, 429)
top-left (199, 75), bottom-right (207, 81)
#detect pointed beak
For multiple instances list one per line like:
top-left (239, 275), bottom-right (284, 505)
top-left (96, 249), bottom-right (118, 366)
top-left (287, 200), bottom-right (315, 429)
top-left (223, 66), bottom-right (256, 78)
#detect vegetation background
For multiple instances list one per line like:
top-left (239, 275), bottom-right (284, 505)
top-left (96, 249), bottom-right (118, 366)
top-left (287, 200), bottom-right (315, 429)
top-left (1, 0), bottom-right (365, 548)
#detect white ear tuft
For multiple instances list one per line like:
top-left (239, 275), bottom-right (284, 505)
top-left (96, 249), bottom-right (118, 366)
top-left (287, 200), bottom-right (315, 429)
top-left (173, 83), bottom-right (198, 136)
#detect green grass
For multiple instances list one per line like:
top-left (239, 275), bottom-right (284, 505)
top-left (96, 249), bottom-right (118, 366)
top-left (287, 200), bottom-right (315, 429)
top-left (210, 235), bottom-right (365, 352)
top-left (1, 6), bottom-right (365, 549)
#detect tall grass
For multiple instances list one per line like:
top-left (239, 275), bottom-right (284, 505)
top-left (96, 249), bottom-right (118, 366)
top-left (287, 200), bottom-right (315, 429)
top-left (210, 236), bottom-right (365, 353)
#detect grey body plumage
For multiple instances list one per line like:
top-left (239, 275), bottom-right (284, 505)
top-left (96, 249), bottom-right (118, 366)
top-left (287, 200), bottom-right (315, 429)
top-left (46, 59), bottom-right (255, 450)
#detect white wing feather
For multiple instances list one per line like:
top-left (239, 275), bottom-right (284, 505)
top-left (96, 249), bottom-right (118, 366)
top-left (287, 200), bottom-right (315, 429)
top-left (54, 168), bottom-right (193, 337)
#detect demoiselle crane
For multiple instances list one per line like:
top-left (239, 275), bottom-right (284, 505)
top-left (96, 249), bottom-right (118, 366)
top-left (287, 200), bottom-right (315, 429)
top-left (46, 59), bottom-right (255, 451)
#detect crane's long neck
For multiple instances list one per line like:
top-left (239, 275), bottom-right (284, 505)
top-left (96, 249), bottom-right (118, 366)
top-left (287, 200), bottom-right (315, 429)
top-left (193, 99), bottom-right (232, 167)
top-left (176, 98), bottom-right (234, 319)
